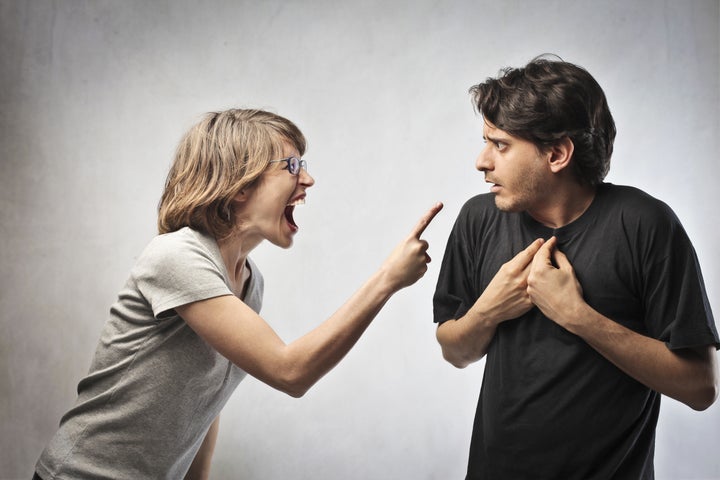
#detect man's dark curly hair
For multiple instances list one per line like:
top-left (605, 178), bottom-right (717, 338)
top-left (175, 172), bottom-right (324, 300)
top-left (469, 55), bottom-right (616, 186)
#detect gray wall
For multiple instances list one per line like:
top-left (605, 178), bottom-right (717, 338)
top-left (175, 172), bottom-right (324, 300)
top-left (2, 1), bottom-right (718, 479)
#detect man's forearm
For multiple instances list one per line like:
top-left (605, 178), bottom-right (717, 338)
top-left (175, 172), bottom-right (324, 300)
top-left (436, 310), bottom-right (498, 368)
top-left (569, 304), bottom-right (719, 411)
top-left (436, 238), bottom-right (542, 368)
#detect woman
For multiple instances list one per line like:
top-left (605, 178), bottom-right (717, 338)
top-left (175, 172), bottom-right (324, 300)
top-left (34, 108), bottom-right (442, 479)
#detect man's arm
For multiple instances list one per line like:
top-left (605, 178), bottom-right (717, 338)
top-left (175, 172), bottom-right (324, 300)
top-left (528, 237), bottom-right (719, 410)
top-left (436, 239), bottom-right (545, 368)
top-left (569, 308), bottom-right (716, 410)
top-left (184, 416), bottom-right (219, 480)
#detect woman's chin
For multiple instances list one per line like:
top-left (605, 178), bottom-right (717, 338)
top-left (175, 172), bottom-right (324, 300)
top-left (270, 235), bottom-right (295, 249)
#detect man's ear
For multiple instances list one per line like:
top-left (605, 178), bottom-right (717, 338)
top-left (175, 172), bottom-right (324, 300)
top-left (548, 137), bottom-right (574, 174)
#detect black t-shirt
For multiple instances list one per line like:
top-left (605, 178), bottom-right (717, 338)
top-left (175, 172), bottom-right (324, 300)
top-left (433, 183), bottom-right (719, 480)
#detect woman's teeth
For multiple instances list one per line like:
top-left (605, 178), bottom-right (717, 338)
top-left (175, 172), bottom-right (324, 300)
top-left (287, 198), bottom-right (305, 206)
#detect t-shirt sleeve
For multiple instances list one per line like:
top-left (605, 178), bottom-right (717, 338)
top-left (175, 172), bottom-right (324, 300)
top-left (433, 208), bottom-right (477, 324)
top-left (640, 203), bottom-right (719, 350)
top-left (133, 232), bottom-right (233, 319)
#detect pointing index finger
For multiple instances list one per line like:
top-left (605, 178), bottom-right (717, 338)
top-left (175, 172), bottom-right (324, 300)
top-left (410, 202), bottom-right (444, 239)
top-left (534, 236), bottom-right (558, 267)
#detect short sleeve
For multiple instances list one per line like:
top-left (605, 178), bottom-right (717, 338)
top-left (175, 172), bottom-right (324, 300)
top-left (132, 230), bottom-right (233, 318)
top-left (639, 203), bottom-right (719, 350)
top-left (433, 206), bottom-right (477, 324)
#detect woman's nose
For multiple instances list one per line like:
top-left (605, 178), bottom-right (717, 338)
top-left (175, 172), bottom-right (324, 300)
top-left (299, 169), bottom-right (315, 187)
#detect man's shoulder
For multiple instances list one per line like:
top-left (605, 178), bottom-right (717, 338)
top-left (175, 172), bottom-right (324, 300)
top-left (594, 184), bottom-right (688, 244)
top-left (599, 183), bottom-right (677, 220)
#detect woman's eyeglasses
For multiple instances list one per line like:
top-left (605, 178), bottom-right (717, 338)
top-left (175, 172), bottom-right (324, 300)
top-left (269, 156), bottom-right (307, 176)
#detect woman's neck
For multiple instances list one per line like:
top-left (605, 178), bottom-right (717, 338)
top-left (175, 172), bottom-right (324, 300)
top-left (217, 232), bottom-right (259, 297)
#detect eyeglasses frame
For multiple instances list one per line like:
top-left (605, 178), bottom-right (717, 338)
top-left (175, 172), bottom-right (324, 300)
top-left (268, 156), bottom-right (307, 176)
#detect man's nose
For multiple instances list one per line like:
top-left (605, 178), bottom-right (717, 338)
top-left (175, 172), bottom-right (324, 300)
top-left (475, 146), bottom-right (492, 172)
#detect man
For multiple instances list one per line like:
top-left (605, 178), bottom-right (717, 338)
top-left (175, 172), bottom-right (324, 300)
top-left (433, 57), bottom-right (719, 479)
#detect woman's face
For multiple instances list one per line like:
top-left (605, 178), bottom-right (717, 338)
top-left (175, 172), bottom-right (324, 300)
top-left (238, 142), bottom-right (315, 249)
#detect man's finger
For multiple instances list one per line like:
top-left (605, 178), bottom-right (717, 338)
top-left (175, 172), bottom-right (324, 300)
top-left (511, 238), bottom-right (545, 268)
top-left (533, 236), bottom-right (558, 267)
top-left (553, 247), bottom-right (572, 270)
top-left (410, 202), bottom-right (444, 239)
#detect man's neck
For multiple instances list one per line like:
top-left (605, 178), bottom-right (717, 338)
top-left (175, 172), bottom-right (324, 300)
top-left (527, 183), bottom-right (597, 229)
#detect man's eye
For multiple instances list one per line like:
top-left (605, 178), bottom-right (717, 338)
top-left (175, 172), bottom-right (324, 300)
top-left (494, 141), bottom-right (506, 150)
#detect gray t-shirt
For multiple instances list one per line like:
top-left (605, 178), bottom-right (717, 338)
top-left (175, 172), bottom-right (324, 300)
top-left (36, 227), bottom-right (264, 479)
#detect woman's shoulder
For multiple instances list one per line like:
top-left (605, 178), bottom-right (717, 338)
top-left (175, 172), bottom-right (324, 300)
top-left (134, 227), bottom-right (224, 277)
top-left (142, 227), bottom-right (215, 257)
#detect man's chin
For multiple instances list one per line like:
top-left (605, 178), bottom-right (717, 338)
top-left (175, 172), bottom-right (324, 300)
top-left (493, 197), bottom-right (522, 213)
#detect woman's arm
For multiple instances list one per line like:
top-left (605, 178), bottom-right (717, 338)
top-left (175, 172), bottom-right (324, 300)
top-left (184, 416), bottom-right (219, 480)
top-left (177, 204), bottom-right (442, 397)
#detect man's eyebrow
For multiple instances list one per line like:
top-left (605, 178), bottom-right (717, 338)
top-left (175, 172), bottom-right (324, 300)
top-left (484, 133), bottom-right (511, 143)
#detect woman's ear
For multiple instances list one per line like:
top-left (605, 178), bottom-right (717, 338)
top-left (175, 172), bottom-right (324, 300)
top-left (548, 137), bottom-right (574, 174)
top-left (232, 189), bottom-right (249, 203)
top-left (226, 188), bottom-right (252, 222)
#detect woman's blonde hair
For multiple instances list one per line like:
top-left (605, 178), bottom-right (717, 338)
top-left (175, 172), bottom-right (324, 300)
top-left (158, 108), bottom-right (306, 239)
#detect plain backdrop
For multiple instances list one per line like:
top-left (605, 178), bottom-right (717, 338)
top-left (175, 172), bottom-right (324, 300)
top-left (1, 1), bottom-right (718, 479)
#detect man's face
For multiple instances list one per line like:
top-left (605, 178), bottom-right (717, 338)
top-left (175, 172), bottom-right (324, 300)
top-left (476, 119), bottom-right (552, 212)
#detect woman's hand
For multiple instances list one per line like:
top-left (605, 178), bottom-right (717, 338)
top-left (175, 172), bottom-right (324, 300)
top-left (380, 202), bottom-right (443, 292)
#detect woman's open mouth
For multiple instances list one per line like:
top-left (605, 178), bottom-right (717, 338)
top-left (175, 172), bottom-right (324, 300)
top-left (284, 197), bottom-right (305, 231)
